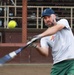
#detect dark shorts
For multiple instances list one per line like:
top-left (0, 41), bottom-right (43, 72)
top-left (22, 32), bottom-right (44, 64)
top-left (50, 60), bottom-right (74, 75)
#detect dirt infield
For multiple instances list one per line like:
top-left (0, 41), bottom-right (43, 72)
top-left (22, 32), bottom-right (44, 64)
top-left (0, 64), bottom-right (52, 75)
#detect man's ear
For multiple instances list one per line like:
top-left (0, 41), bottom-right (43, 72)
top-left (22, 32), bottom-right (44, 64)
top-left (51, 14), bottom-right (57, 24)
top-left (51, 14), bottom-right (56, 19)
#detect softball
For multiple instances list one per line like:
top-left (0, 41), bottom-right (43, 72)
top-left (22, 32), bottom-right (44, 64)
top-left (8, 20), bottom-right (17, 29)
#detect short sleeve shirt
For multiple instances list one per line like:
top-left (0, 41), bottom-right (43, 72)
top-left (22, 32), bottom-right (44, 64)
top-left (40, 19), bottom-right (74, 64)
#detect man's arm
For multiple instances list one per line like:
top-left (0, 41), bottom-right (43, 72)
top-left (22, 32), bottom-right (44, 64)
top-left (39, 24), bottom-right (65, 37)
top-left (33, 44), bottom-right (49, 57)
top-left (30, 24), bottom-right (65, 45)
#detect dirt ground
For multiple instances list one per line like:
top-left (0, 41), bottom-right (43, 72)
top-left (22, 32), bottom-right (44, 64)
top-left (0, 63), bottom-right (52, 75)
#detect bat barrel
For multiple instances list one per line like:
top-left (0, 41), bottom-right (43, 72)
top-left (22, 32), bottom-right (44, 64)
top-left (0, 55), bottom-right (11, 64)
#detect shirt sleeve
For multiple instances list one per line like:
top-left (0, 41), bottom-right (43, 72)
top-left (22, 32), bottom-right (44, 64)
top-left (40, 36), bottom-right (51, 48)
top-left (57, 19), bottom-right (70, 29)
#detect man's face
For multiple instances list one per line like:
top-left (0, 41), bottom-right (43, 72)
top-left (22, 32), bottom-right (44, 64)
top-left (43, 14), bottom-right (56, 27)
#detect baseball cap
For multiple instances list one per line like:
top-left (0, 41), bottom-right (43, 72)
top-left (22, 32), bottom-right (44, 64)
top-left (42, 8), bottom-right (55, 17)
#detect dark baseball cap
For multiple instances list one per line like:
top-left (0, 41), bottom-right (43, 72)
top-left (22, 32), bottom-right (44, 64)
top-left (42, 8), bottom-right (55, 17)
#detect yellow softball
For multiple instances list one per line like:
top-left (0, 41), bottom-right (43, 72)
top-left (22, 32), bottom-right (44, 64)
top-left (8, 20), bottom-right (17, 29)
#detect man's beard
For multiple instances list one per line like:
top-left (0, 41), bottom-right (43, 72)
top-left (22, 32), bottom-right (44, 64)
top-left (45, 22), bottom-right (54, 27)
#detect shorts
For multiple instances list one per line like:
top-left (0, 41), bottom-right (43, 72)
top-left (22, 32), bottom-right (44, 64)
top-left (50, 60), bottom-right (74, 75)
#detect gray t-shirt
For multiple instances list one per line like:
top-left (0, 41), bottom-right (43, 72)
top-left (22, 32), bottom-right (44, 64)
top-left (40, 19), bottom-right (74, 64)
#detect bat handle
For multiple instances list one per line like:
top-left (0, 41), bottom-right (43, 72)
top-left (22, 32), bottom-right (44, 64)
top-left (15, 48), bottom-right (22, 54)
top-left (15, 41), bottom-right (33, 54)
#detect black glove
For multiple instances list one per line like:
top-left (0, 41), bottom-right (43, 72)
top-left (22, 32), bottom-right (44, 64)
top-left (32, 43), bottom-right (37, 48)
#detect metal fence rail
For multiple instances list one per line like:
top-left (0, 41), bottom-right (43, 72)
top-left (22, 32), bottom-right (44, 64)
top-left (0, 6), bottom-right (74, 29)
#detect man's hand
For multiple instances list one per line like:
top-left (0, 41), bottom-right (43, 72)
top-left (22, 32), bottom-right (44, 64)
top-left (32, 43), bottom-right (37, 48)
top-left (30, 35), bottom-right (41, 43)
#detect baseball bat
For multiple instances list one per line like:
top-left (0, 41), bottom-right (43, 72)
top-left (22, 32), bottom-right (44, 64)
top-left (0, 38), bottom-right (37, 65)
